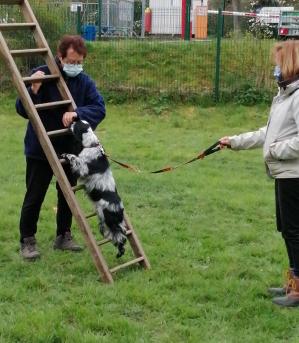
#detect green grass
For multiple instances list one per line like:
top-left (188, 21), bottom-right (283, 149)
top-left (84, 38), bottom-right (276, 102)
top-left (0, 95), bottom-right (297, 342)
top-left (0, 37), bottom-right (276, 104)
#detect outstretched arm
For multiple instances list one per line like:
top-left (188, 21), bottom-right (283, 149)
top-left (220, 126), bottom-right (267, 151)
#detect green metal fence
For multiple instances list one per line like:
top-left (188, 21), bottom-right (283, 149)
top-left (0, 1), bottom-right (278, 103)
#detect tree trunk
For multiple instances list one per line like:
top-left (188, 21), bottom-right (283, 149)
top-left (232, 0), bottom-right (241, 35)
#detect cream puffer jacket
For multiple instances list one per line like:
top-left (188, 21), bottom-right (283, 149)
top-left (229, 79), bottom-right (299, 178)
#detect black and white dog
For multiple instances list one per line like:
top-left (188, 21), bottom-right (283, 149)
top-left (61, 119), bottom-right (127, 258)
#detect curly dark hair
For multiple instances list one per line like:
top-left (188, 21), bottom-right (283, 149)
top-left (57, 35), bottom-right (87, 59)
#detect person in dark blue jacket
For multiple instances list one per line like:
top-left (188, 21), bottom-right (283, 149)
top-left (16, 35), bottom-right (106, 260)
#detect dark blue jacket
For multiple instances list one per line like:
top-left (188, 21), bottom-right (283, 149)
top-left (16, 63), bottom-right (106, 160)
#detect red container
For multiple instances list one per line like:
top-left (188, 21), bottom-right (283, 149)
top-left (145, 8), bottom-right (152, 33)
top-left (279, 28), bottom-right (289, 35)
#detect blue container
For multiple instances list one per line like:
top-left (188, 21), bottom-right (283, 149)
top-left (82, 25), bottom-right (96, 41)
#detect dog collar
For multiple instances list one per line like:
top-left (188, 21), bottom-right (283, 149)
top-left (89, 142), bottom-right (105, 155)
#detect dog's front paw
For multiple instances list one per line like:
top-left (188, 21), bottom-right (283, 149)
top-left (61, 153), bottom-right (75, 163)
top-left (60, 154), bottom-right (70, 164)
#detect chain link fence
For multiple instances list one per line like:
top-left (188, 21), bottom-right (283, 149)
top-left (0, 0), bottom-right (284, 103)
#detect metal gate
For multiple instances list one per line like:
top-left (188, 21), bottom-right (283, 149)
top-left (81, 0), bottom-right (135, 37)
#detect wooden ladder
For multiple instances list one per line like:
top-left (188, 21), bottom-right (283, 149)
top-left (0, 0), bottom-right (150, 283)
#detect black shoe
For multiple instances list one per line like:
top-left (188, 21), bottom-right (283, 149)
top-left (268, 287), bottom-right (287, 297)
top-left (53, 232), bottom-right (83, 252)
top-left (20, 236), bottom-right (40, 260)
top-left (272, 294), bottom-right (299, 307)
top-left (268, 269), bottom-right (294, 297)
top-left (273, 276), bottom-right (299, 307)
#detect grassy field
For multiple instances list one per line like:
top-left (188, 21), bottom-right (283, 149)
top-left (0, 95), bottom-right (297, 342)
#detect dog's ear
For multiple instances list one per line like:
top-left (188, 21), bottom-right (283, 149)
top-left (72, 116), bottom-right (80, 123)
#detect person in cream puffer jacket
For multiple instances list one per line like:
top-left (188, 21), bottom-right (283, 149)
top-left (229, 78), bottom-right (299, 178)
top-left (220, 40), bottom-right (299, 308)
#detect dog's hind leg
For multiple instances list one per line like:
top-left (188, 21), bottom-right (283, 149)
top-left (116, 243), bottom-right (125, 258)
top-left (99, 219), bottom-right (105, 237)
top-left (96, 205), bottom-right (109, 238)
top-left (112, 228), bottom-right (127, 258)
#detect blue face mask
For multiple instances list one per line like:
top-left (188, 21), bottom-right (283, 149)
top-left (274, 65), bottom-right (282, 82)
top-left (63, 64), bottom-right (83, 77)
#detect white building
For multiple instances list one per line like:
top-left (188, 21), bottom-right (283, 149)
top-left (149, 0), bottom-right (208, 35)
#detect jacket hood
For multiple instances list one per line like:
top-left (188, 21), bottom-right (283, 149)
top-left (278, 76), bottom-right (299, 97)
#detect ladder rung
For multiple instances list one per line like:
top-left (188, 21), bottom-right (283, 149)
top-left (35, 100), bottom-right (72, 111)
top-left (23, 74), bottom-right (60, 84)
top-left (72, 184), bottom-right (85, 192)
top-left (10, 48), bottom-right (48, 57)
top-left (97, 230), bottom-right (132, 246)
top-left (86, 212), bottom-right (97, 219)
top-left (98, 238), bottom-right (111, 246)
top-left (110, 256), bottom-right (145, 273)
top-left (47, 128), bottom-right (71, 138)
top-left (0, 23), bottom-right (36, 31)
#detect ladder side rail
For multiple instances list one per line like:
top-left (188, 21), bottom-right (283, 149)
top-left (124, 213), bottom-right (151, 269)
top-left (21, 0), bottom-right (76, 113)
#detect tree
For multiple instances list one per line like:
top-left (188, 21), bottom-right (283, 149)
top-left (232, 0), bottom-right (241, 33)
top-left (250, 0), bottom-right (297, 11)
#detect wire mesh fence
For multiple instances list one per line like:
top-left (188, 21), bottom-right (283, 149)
top-left (0, 0), bottom-right (287, 103)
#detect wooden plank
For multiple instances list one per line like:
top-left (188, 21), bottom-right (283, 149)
top-left (47, 128), bottom-right (71, 138)
top-left (124, 212), bottom-right (151, 269)
top-left (0, 30), bottom-right (114, 284)
top-left (23, 74), bottom-right (59, 84)
top-left (110, 257), bottom-right (145, 274)
top-left (10, 48), bottom-right (48, 56)
top-left (98, 238), bottom-right (111, 246)
top-left (72, 184), bottom-right (85, 192)
top-left (86, 212), bottom-right (97, 219)
top-left (35, 100), bottom-right (72, 110)
top-left (0, 23), bottom-right (35, 31)
top-left (98, 230), bottom-right (132, 246)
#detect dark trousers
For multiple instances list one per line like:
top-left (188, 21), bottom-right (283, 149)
top-left (19, 158), bottom-right (77, 241)
top-left (275, 178), bottom-right (299, 276)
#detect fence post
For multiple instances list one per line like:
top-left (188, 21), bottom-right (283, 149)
top-left (141, 0), bottom-right (146, 38)
top-left (222, 0), bottom-right (226, 37)
top-left (76, 6), bottom-right (81, 35)
top-left (98, 0), bottom-right (102, 40)
top-left (184, 0), bottom-right (191, 40)
top-left (214, 7), bottom-right (223, 102)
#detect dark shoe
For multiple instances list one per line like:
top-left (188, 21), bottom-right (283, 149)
top-left (20, 236), bottom-right (40, 260)
top-left (53, 232), bottom-right (83, 252)
top-left (273, 276), bottom-right (299, 307)
top-left (268, 287), bottom-right (287, 297)
top-left (268, 269), bottom-right (294, 297)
